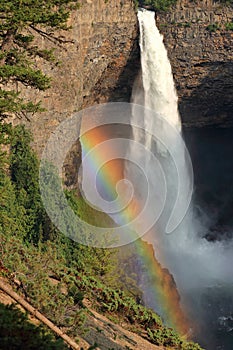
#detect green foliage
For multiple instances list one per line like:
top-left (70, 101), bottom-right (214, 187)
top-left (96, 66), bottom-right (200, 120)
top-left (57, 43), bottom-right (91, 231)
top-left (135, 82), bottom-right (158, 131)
top-left (10, 125), bottom-right (39, 195)
top-left (9, 125), bottom-right (48, 242)
top-left (0, 171), bottom-right (27, 236)
top-left (225, 21), bottom-right (233, 30)
top-left (0, 124), bottom-right (203, 349)
top-left (0, 1), bottom-right (75, 32)
top-left (0, 122), bottom-right (11, 167)
top-left (218, 0), bottom-right (233, 4)
top-left (206, 23), bottom-right (220, 32)
top-left (137, 0), bottom-right (176, 11)
top-left (65, 189), bottom-right (115, 228)
top-left (0, 233), bottom-right (87, 334)
top-left (0, 303), bottom-right (68, 350)
top-left (0, 124), bottom-right (120, 338)
top-left (177, 22), bottom-right (191, 28)
top-left (181, 342), bottom-right (204, 350)
top-left (0, 124), bottom-right (30, 237)
top-left (58, 264), bottom-right (163, 330)
top-left (147, 327), bottom-right (182, 346)
top-left (147, 328), bottom-right (204, 349)
top-left (0, 0), bottom-right (80, 119)
top-left (0, 59), bottom-right (51, 89)
top-left (0, 89), bottom-right (44, 118)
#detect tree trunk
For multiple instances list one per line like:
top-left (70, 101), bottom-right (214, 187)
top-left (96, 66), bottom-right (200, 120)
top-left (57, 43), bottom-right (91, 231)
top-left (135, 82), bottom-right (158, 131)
top-left (0, 279), bottom-right (81, 350)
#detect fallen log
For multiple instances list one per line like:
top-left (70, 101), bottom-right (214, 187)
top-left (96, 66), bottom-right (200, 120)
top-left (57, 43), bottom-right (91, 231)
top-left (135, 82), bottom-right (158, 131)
top-left (0, 279), bottom-right (80, 350)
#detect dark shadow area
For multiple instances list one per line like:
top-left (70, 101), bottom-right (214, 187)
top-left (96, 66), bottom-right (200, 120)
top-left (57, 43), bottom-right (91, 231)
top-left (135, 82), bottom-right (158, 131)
top-left (184, 126), bottom-right (233, 240)
top-left (0, 303), bottom-right (68, 350)
top-left (108, 40), bottom-right (140, 103)
top-left (180, 61), bottom-right (233, 128)
top-left (83, 32), bottom-right (140, 105)
top-left (181, 127), bottom-right (233, 350)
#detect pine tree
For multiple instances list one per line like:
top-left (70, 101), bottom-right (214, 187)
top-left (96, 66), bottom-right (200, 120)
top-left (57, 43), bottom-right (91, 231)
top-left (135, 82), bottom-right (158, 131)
top-left (0, 0), bottom-right (79, 119)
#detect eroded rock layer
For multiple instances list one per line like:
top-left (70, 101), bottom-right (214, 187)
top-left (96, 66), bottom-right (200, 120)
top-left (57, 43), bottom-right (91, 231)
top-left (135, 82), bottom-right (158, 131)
top-left (158, 0), bottom-right (233, 127)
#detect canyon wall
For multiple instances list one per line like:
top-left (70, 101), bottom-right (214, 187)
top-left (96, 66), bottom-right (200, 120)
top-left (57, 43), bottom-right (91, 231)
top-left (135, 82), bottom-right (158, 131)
top-left (158, 0), bottom-right (233, 127)
top-left (19, 0), bottom-right (139, 155)
top-left (15, 0), bottom-right (233, 154)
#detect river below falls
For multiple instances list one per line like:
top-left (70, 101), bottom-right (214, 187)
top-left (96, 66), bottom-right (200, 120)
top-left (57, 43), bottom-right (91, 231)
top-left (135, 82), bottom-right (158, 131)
top-left (183, 126), bottom-right (233, 350)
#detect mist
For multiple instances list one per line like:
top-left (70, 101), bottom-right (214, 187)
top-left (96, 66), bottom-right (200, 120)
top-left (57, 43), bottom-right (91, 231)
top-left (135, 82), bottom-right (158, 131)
top-left (129, 8), bottom-right (233, 350)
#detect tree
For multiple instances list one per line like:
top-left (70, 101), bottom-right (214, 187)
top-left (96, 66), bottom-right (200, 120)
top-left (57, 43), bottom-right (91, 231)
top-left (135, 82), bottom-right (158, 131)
top-left (138, 0), bottom-right (176, 11)
top-left (0, 0), bottom-right (79, 119)
top-left (9, 125), bottom-right (47, 242)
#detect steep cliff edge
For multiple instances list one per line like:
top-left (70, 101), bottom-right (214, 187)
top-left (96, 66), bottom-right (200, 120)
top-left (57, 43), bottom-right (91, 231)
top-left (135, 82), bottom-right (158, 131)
top-left (19, 0), bottom-right (139, 154)
top-left (158, 0), bottom-right (233, 128)
top-left (17, 0), bottom-right (233, 154)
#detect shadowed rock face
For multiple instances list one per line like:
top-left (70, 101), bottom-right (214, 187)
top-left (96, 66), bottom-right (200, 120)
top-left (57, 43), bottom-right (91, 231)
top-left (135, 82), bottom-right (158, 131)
top-left (179, 61), bottom-right (233, 128)
top-left (138, 1), bottom-right (155, 11)
top-left (157, 0), bottom-right (233, 128)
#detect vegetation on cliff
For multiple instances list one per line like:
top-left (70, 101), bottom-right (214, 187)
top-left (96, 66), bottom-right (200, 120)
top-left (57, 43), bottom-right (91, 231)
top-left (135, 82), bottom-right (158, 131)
top-left (0, 0), bottom-right (80, 119)
top-left (0, 1), bottom-right (204, 349)
top-left (0, 124), bottom-right (203, 349)
top-left (135, 0), bottom-right (176, 11)
top-left (136, 0), bottom-right (233, 11)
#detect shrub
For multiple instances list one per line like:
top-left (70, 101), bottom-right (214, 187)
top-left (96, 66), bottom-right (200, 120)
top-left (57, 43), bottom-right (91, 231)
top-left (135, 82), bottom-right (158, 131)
top-left (225, 21), bottom-right (233, 30)
top-left (206, 23), bottom-right (220, 32)
top-left (137, 0), bottom-right (177, 11)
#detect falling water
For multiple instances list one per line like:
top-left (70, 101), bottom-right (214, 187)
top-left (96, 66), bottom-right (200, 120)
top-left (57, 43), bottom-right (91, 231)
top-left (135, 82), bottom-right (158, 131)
top-left (137, 9), bottom-right (180, 130)
top-left (127, 8), bottom-right (233, 349)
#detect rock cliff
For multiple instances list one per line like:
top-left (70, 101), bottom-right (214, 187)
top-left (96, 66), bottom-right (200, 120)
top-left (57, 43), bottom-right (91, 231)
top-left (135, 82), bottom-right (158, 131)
top-left (158, 0), bottom-right (233, 128)
top-left (19, 0), bottom-right (139, 154)
top-left (17, 0), bottom-right (233, 153)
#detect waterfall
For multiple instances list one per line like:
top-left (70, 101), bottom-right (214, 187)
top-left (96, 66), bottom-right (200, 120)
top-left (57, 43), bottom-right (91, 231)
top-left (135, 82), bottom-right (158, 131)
top-left (126, 6), bottom-right (192, 328)
top-left (136, 9), bottom-right (180, 131)
top-left (131, 8), bottom-right (181, 160)
top-left (127, 8), bottom-right (233, 349)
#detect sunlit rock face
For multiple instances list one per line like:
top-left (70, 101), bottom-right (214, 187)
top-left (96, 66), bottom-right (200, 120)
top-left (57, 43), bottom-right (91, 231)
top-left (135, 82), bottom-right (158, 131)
top-left (16, 0), bottom-right (139, 155)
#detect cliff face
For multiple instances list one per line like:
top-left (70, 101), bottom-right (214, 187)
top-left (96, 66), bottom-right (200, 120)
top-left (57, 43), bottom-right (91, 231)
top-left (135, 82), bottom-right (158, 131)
top-left (19, 0), bottom-right (139, 154)
top-left (158, 0), bottom-right (233, 128)
top-left (16, 0), bottom-right (233, 151)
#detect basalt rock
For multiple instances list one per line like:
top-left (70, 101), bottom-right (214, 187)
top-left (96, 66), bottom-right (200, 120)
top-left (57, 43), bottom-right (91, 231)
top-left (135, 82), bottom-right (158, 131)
top-left (157, 0), bottom-right (233, 128)
top-left (15, 0), bottom-right (233, 157)
top-left (16, 0), bottom-right (139, 155)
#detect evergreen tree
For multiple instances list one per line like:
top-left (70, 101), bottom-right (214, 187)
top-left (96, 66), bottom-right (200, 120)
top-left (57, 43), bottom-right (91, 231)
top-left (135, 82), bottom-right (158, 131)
top-left (9, 125), bottom-right (45, 241)
top-left (0, 0), bottom-right (79, 119)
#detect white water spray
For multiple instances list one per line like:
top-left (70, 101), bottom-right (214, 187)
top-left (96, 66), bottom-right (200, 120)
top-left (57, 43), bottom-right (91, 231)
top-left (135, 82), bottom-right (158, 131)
top-left (137, 9), bottom-right (180, 131)
top-left (128, 8), bottom-right (233, 349)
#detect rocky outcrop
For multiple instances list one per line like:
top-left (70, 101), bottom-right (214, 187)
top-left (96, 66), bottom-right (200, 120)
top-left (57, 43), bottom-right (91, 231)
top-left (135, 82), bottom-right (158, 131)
top-left (157, 0), bottom-right (233, 127)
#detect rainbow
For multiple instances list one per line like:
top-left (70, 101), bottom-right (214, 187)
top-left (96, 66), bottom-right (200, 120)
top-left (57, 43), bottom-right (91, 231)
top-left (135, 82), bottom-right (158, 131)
top-left (80, 125), bottom-right (189, 335)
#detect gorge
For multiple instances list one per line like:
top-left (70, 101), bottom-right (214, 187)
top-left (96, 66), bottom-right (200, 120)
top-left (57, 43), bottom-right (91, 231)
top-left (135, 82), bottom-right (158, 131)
top-left (11, 0), bottom-right (233, 154)
top-left (1, 1), bottom-right (233, 349)
top-left (77, 4), bottom-right (233, 349)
